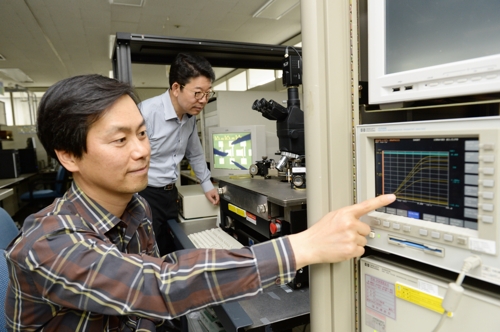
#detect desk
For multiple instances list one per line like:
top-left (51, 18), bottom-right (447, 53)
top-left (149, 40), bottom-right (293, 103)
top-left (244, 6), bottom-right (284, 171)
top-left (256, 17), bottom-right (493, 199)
top-left (0, 173), bottom-right (37, 216)
top-left (0, 188), bottom-right (14, 201)
top-left (0, 173), bottom-right (37, 189)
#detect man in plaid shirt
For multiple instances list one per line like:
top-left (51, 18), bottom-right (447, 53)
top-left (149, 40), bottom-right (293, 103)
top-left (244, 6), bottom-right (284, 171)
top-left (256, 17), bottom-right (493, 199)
top-left (4, 74), bottom-right (395, 331)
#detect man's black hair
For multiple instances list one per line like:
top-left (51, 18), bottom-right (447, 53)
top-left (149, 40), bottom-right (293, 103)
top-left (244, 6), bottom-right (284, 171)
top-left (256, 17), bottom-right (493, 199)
top-left (37, 74), bottom-right (140, 161)
top-left (169, 53), bottom-right (215, 89)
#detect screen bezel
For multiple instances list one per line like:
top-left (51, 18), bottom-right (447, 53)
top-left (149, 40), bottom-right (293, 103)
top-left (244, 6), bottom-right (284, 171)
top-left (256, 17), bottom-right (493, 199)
top-left (368, 0), bottom-right (500, 105)
top-left (208, 125), bottom-right (266, 179)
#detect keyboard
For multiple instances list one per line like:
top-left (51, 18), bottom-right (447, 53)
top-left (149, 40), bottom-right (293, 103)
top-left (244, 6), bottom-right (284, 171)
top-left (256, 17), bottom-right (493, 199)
top-left (188, 227), bottom-right (243, 249)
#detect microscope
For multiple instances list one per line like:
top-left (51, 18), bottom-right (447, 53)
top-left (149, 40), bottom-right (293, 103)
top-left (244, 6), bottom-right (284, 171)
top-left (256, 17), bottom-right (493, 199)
top-left (251, 50), bottom-right (306, 189)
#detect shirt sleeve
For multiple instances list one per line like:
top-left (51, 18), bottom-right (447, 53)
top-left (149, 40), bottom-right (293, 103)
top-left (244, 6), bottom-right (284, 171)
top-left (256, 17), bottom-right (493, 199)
top-left (14, 216), bottom-right (296, 320)
top-left (184, 119), bottom-right (214, 192)
top-left (251, 236), bottom-right (297, 288)
top-left (138, 99), bottom-right (157, 141)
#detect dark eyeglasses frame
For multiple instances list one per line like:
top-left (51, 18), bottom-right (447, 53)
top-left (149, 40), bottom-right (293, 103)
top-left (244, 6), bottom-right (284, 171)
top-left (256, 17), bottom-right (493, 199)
top-left (180, 84), bottom-right (216, 100)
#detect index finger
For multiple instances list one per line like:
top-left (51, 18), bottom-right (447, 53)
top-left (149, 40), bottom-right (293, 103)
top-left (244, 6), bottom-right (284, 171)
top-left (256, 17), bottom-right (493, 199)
top-left (348, 194), bottom-right (396, 218)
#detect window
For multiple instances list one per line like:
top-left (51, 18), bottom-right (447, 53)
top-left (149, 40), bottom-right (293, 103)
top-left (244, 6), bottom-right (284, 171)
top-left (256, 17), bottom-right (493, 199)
top-left (227, 72), bottom-right (247, 91)
top-left (248, 69), bottom-right (276, 89)
top-left (213, 81), bottom-right (227, 91)
top-left (0, 90), bottom-right (44, 126)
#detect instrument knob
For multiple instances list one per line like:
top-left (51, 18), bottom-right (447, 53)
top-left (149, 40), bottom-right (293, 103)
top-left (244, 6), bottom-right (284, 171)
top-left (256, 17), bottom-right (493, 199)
top-left (256, 204), bottom-right (267, 213)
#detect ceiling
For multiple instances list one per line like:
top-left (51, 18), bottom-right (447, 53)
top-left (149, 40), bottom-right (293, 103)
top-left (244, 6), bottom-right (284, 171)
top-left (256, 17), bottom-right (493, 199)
top-left (0, 0), bottom-right (301, 90)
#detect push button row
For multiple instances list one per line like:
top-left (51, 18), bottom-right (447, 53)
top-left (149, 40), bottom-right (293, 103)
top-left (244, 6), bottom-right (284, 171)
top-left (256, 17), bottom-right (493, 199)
top-left (372, 218), bottom-right (468, 246)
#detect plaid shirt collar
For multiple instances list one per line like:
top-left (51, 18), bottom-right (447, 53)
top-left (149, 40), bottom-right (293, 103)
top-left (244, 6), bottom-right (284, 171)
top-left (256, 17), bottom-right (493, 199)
top-left (65, 181), bottom-right (147, 234)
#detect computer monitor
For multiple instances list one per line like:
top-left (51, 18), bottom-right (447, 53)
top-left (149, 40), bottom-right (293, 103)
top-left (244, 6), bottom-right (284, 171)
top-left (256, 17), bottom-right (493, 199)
top-left (368, 0), bottom-right (500, 105)
top-left (356, 116), bottom-right (500, 285)
top-left (208, 125), bottom-right (266, 179)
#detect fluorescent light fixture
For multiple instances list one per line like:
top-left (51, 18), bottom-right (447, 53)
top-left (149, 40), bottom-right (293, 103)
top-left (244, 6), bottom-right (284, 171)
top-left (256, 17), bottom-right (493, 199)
top-left (253, 0), bottom-right (299, 20)
top-left (109, 0), bottom-right (144, 7)
top-left (0, 68), bottom-right (33, 83)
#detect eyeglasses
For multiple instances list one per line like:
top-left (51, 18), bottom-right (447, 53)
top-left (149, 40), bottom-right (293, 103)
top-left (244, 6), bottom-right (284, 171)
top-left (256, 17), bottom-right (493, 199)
top-left (180, 85), bottom-right (216, 100)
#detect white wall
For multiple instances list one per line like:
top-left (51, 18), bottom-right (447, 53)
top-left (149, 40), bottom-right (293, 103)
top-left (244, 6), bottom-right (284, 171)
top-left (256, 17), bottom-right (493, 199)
top-left (135, 88), bottom-right (167, 103)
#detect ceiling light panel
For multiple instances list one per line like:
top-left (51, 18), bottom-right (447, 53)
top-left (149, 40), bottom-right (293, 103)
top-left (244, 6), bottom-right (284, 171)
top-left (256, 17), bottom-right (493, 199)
top-left (253, 0), bottom-right (299, 20)
top-left (0, 69), bottom-right (34, 83)
top-left (110, 0), bottom-right (144, 7)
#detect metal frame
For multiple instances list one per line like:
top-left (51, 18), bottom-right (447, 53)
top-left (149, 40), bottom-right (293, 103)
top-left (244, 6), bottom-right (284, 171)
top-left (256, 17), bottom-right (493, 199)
top-left (111, 32), bottom-right (301, 84)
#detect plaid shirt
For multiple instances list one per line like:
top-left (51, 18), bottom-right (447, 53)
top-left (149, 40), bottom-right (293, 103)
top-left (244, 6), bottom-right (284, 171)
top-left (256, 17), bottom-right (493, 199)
top-left (4, 182), bottom-right (296, 331)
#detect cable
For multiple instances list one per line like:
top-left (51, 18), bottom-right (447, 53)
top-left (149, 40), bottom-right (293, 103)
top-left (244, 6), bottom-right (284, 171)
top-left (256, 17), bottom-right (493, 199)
top-left (284, 45), bottom-right (302, 60)
top-left (432, 312), bottom-right (447, 332)
top-left (431, 255), bottom-right (482, 332)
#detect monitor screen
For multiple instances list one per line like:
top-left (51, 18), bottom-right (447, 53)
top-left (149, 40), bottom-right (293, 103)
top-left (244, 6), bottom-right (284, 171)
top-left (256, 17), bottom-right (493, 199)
top-left (385, 1), bottom-right (500, 75)
top-left (208, 125), bottom-right (266, 179)
top-left (212, 132), bottom-right (253, 172)
top-left (374, 137), bottom-right (478, 230)
top-left (368, 0), bottom-right (500, 105)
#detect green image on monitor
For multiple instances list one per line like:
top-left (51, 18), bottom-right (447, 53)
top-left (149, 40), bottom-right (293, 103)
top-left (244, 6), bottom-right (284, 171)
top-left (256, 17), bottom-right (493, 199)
top-left (212, 132), bottom-right (253, 170)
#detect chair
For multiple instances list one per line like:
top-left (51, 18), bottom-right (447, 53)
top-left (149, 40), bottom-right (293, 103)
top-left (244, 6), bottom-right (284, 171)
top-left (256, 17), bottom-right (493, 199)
top-left (0, 249), bottom-right (9, 332)
top-left (0, 208), bottom-right (19, 250)
top-left (0, 208), bottom-right (18, 331)
top-left (20, 166), bottom-right (68, 207)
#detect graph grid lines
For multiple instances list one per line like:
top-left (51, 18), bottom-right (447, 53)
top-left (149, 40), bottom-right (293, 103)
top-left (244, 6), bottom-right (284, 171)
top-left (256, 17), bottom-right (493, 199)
top-left (382, 150), bottom-right (449, 206)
